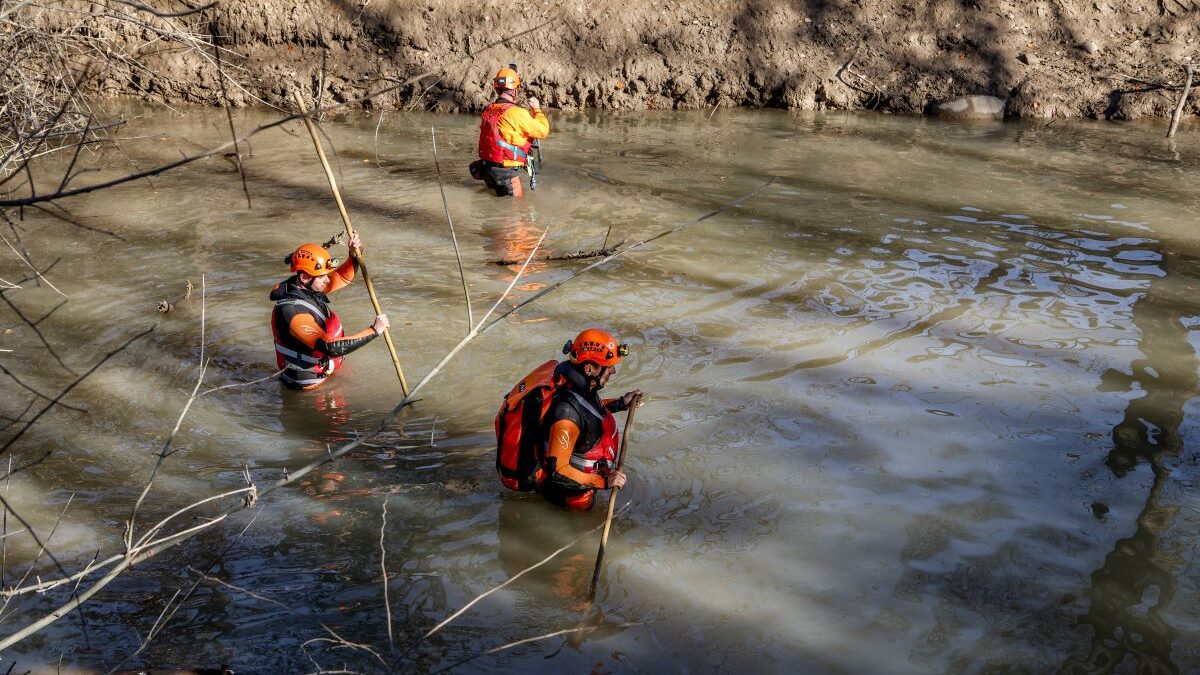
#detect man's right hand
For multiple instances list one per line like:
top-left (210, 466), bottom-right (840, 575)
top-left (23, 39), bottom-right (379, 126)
top-left (372, 314), bottom-right (389, 335)
top-left (527, 96), bottom-right (541, 111)
top-left (607, 470), bottom-right (627, 490)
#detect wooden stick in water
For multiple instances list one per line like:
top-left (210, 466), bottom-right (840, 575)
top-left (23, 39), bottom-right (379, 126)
top-left (290, 91), bottom-right (410, 396)
top-left (1167, 64), bottom-right (1195, 139)
top-left (589, 401), bottom-right (640, 595)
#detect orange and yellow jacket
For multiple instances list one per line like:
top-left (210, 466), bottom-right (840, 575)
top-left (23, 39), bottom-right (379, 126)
top-left (478, 100), bottom-right (549, 168)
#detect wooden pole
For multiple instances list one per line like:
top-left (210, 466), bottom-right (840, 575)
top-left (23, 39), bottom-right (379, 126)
top-left (589, 401), bottom-right (640, 596)
top-left (290, 91), bottom-right (410, 396)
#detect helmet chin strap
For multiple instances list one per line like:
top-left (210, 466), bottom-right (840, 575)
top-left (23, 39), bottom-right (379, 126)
top-left (589, 365), bottom-right (609, 391)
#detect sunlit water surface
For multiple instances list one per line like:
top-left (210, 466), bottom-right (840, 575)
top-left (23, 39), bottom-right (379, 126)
top-left (1, 104), bottom-right (1198, 673)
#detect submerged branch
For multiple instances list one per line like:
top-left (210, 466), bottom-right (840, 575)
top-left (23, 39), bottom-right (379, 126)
top-left (493, 241), bottom-right (625, 266)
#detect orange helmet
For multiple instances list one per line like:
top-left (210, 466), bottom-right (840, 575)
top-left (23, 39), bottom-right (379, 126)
top-left (493, 67), bottom-right (521, 91)
top-left (287, 243), bottom-right (339, 276)
top-left (563, 328), bottom-right (628, 368)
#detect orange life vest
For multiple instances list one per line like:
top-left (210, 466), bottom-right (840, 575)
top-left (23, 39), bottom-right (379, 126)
top-left (559, 389), bottom-right (619, 476)
top-left (271, 296), bottom-right (345, 389)
top-left (478, 101), bottom-right (531, 165)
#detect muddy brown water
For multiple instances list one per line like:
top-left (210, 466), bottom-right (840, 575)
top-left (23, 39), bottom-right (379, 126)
top-left (1, 104), bottom-right (1198, 673)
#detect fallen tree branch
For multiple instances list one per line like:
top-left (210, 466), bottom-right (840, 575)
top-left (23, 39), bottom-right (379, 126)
top-left (493, 241), bottom-right (625, 266)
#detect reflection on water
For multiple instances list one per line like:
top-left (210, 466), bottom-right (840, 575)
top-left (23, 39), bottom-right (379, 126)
top-left (1061, 245), bottom-right (1199, 675)
top-left (0, 105), bottom-right (1198, 673)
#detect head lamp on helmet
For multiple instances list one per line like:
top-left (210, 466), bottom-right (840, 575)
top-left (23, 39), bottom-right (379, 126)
top-left (493, 67), bottom-right (521, 91)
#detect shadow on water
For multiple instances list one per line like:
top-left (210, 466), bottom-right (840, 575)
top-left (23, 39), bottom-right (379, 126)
top-left (1060, 245), bottom-right (1200, 674)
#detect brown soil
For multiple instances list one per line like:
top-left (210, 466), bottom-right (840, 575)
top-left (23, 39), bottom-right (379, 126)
top-left (50, 0), bottom-right (1200, 119)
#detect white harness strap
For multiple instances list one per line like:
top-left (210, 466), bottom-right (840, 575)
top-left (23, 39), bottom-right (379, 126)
top-left (567, 390), bottom-right (604, 420)
top-left (275, 343), bottom-right (323, 364)
top-left (281, 358), bottom-right (336, 386)
top-left (276, 297), bottom-right (328, 321)
top-left (566, 390), bottom-right (608, 472)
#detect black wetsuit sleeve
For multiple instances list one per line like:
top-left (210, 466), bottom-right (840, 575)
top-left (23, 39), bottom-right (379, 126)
top-left (316, 331), bottom-right (378, 357)
top-left (604, 398), bottom-right (627, 413)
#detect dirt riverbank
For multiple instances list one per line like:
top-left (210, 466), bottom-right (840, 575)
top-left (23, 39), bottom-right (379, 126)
top-left (36, 0), bottom-right (1200, 120)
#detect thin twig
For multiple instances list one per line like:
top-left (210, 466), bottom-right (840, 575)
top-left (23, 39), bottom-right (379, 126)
top-left (0, 292), bottom-right (77, 374)
top-left (187, 564), bottom-right (290, 611)
top-left (0, 233), bottom-right (65, 297)
top-left (196, 369), bottom-right (284, 397)
top-left (110, 0), bottom-right (218, 18)
top-left (1167, 64), bottom-right (1195, 139)
top-left (104, 508), bottom-right (263, 674)
top-left (379, 495), bottom-right (393, 649)
top-left (1, 457), bottom-right (9, 588)
top-left (431, 622), bottom-right (642, 673)
top-left (0, 363), bottom-right (88, 413)
top-left (211, 22), bottom-right (252, 208)
top-left (0, 493), bottom-right (75, 623)
top-left (431, 127), bottom-right (472, 329)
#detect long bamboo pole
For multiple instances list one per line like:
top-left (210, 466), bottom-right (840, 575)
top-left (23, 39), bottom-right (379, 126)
top-left (589, 400), bottom-right (641, 595)
top-left (291, 91), bottom-right (410, 396)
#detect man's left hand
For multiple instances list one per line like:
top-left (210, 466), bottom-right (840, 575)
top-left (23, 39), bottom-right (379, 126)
top-left (621, 390), bottom-right (644, 410)
top-left (348, 232), bottom-right (363, 256)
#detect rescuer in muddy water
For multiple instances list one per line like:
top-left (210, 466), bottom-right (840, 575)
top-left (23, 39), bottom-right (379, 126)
top-left (540, 329), bottom-right (642, 511)
top-left (470, 65), bottom-right (549, 197)
top-left (270, 233), bottom-right (388, 390)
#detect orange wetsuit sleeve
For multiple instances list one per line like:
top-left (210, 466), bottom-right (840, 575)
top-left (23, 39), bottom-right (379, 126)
top-left (326, 258), bottom-right (357, 293)
top-left (288, 313), bottom-right (328, 349)
top-left (288, 314), bottom-right (375, 349)
top-left (545, 419), bottom-right (606, 489)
